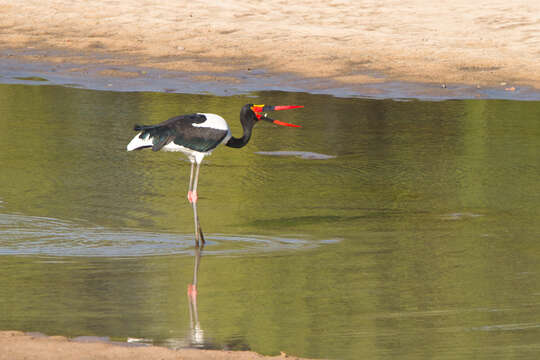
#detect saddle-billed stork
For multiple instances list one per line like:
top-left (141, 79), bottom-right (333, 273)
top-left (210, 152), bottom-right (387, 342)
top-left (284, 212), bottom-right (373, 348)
top-left (126, 104), bottom-right (303, 245)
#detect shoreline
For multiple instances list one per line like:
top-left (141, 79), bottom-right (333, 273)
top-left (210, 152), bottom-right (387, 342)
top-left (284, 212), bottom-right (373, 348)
top-left (0, 331), bottom-right (311, 360)
top-left (2, 46), bottom-right (538, 100)
top-left (1, 0), bottom-right (539, 100)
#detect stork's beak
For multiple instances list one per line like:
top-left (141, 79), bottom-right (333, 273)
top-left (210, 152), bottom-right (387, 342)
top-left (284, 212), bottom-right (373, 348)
top-left (251, 105), bottom-right (303, 127)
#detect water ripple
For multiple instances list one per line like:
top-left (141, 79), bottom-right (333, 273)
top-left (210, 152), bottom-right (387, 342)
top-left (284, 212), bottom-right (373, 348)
top-left (255, 151), bottom-right (336, 160)
top-left (471, 323), bottom-right (540, 332)
top-left (0, 213), bottom-right (336, 257)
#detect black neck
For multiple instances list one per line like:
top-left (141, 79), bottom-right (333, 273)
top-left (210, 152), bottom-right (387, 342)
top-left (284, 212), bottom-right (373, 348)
top-left (226, 118), bottom-right (254, 149)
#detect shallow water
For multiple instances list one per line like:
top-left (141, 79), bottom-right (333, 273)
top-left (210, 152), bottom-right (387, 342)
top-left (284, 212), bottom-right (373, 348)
top-left (0, 83), bottom-right (539, 359)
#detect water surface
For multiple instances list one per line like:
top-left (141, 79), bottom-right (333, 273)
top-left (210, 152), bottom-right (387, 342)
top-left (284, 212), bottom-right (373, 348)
top-left (0, 84), bottom-right (539, 359)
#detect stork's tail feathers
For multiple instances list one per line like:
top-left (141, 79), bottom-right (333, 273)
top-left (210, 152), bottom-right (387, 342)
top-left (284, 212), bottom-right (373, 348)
top-left (127, 124), bottom-right (174, 152)
top-left (133, 124), bottom-right (155, 131)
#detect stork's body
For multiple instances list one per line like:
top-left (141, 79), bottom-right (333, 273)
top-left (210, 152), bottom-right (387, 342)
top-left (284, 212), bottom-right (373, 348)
top-left (127, 112), bottom-right (233, 205)
top-left (127, 113), bottom-right (231, 159)
top-left (126, 104), bottom-right (303, 245)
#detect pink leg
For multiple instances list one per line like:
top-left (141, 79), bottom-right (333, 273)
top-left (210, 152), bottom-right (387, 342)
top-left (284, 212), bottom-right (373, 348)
top-left (187, 160), bottom-right (200, 204)
top-left (187, 190), bottom-right (198, 204)
top-left (188, 283), bottom-right (198, 298)
top-left (187, 160), bottom-right (195, 203)
top-left (188, 161), bottom-right (201, 204)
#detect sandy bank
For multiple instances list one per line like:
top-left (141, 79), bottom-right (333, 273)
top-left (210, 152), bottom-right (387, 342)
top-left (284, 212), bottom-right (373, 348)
top-left (0, 331), bottom-right (312, 360)
top-left (1, 0), bottom-right (539, 95)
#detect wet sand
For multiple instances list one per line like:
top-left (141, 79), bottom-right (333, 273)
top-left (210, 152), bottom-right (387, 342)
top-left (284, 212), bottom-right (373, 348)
top-left (1, 0), bottom-right (539, 97)
top-left (0, 331), bottom-right (312, 360)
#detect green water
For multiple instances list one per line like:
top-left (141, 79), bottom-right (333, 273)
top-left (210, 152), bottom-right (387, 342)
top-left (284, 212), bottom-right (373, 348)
top-left (0, 84), bottom-right (539, 359)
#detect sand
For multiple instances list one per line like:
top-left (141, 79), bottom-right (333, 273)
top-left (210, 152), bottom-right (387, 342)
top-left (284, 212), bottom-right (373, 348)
top-left (0, 331), bottom-right (312, 360)
top-left (1, 0), bottom-right (539, 94)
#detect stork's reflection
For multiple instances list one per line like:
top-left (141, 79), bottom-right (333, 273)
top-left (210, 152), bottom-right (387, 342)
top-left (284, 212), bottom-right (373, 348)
top-left (186, 242), bottom-right (204, 347)
top-left (179, 183), bottom-right (207, 348)
top-left (187, 174), bottom-right (204, 344)
top-left (181, 203), bottom-right (249, 351)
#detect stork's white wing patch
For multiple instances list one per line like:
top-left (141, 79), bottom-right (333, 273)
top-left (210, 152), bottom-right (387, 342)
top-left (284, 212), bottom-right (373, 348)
top-left (192, 113), bottom-right (229, 131)
top-left (127, 132), bottom-right (152, 151)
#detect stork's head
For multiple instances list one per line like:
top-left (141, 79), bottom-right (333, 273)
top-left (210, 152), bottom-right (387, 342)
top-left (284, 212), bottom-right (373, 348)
top-left (241, 104), bottom-right (303, 128)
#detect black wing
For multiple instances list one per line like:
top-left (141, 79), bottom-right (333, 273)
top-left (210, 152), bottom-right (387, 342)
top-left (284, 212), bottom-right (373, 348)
top-left (134, 114), bottom-right (228, 152)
